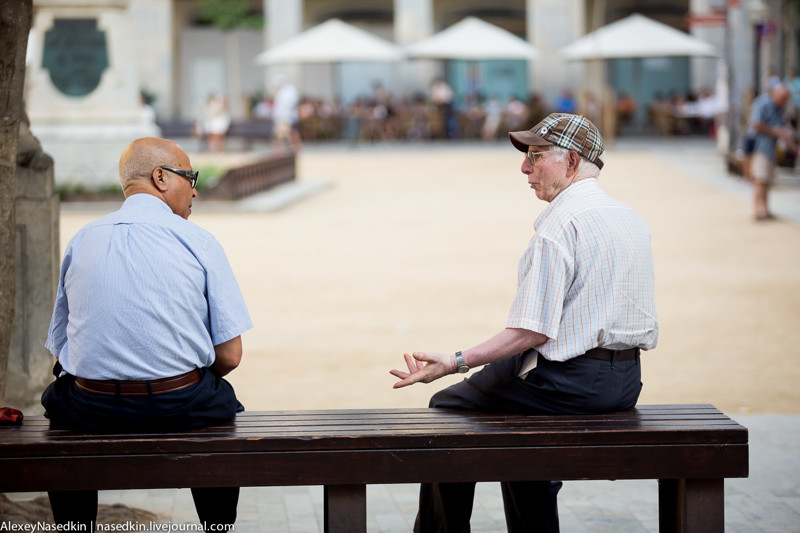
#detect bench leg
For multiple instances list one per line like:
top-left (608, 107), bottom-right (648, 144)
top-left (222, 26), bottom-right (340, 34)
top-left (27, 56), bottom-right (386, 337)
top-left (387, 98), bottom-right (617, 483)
top-left (658, 478), bottom-right (724, 533)
top-left (324, 484), bottom-right (366, 533)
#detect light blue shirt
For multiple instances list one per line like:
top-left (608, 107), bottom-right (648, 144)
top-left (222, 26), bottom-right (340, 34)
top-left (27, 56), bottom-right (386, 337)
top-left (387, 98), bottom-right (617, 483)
top-left (748, 93), bottom-right (787, 158)
top-left (46, 194), bottom-right (253, 380)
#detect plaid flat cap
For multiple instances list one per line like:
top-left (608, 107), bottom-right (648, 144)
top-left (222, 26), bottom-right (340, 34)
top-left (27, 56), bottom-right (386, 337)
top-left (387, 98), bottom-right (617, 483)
top-left (509, 113), bottom-right (604, 169)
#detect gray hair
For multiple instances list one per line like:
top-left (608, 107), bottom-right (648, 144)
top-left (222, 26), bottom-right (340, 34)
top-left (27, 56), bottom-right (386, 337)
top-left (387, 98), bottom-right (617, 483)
top-left (547, 146), bottom-right (601, 179)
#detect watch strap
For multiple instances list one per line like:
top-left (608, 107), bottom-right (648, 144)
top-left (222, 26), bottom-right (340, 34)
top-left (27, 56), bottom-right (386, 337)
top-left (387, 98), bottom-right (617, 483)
top-left (455, 351), bottom-right (469, 373)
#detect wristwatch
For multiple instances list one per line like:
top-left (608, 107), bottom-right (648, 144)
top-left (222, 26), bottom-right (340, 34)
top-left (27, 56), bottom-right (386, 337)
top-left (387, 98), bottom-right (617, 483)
top-left (455, 351), bottom-right (470, 374)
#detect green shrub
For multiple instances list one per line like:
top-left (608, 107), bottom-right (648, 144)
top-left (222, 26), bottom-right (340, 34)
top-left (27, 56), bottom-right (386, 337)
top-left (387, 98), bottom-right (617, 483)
top-left (195, 165), bottom-right (223, 190)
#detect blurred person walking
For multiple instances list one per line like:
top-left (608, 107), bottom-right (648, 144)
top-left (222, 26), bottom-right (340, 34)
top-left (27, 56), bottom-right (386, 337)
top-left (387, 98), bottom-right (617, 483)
top-left (431, 77), bottom-right (456, 139)
top-left (202, 94), bottom-right (231, 152)
top-left (272, 74), bottom-right (302, 153)
top-left (481, 95), bottom-right (503, 141)
top-left (747, 84), bottom-right (798, 221)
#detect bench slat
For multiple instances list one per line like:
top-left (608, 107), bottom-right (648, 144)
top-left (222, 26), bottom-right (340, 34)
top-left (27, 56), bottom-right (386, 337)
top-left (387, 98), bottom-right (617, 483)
top-left (6, 413), bottom-right (743, 432)
top-left (0, 406), bottom-right (747, 459)
top-left (8, 404), bottom-right (731, 426)
top-left (5, 420), bottom-right (744, 442)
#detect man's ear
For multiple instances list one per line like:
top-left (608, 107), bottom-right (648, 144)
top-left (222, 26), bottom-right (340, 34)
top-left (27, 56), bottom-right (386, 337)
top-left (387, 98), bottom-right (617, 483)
top-left (152, 168), bottom-right (169, 192)
top-left (567, 150), bottom-right (581, 173)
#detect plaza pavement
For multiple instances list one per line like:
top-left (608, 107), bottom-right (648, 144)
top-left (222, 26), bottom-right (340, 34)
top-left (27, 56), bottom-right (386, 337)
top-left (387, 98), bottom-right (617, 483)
top-left (15, 137), bottom-right (800, 532)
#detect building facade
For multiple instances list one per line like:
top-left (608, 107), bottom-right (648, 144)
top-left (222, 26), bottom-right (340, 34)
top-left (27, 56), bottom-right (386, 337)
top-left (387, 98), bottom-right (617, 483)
top-left (25, 0), bottom-right (800, 183)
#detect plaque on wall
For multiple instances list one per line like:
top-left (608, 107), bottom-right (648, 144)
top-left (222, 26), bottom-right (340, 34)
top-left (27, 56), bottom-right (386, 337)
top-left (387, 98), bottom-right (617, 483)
top-left (42, 19), bottom-right (109, 97)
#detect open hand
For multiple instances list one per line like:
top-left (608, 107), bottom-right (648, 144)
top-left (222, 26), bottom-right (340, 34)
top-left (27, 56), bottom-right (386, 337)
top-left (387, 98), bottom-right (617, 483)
top-left (390, 352), bottom-right (455, 389)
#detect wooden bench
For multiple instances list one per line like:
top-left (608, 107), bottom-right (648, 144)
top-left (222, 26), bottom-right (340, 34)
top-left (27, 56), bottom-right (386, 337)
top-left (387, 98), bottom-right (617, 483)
top-left (0, 404), bottom-right (748, 532)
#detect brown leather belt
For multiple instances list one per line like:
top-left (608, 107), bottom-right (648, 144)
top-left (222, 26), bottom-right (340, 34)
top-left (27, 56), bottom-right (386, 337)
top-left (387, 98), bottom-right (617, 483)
top-left (579, 347), bottom-right (640, 362)
top-left (74, 368), bottom-right (202, 397)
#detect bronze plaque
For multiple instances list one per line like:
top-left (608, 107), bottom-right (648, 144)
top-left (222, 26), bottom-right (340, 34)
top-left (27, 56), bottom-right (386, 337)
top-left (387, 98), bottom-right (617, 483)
top-left (42, 19), bottom-right (109, 97)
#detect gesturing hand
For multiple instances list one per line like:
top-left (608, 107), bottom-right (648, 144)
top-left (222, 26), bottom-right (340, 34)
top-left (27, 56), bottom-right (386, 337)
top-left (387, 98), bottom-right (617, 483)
top-left (390, 352), bottom-right (455, 389)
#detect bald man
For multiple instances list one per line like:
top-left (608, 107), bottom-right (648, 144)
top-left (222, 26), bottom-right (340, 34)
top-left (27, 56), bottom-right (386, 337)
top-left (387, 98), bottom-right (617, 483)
top-left (748, 84), bottom-right (799, 220)
top-left (42, 138), bottom-right (252, 531)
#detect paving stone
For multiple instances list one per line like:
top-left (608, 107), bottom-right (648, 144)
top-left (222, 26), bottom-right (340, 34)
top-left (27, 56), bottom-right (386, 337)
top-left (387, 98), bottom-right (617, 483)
top-left (284, 491), bottom-right (320, 533)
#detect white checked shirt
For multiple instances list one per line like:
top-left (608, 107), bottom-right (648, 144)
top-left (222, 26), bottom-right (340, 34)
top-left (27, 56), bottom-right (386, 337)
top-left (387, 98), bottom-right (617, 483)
top-left (507, 178), bottom-right (658, 374)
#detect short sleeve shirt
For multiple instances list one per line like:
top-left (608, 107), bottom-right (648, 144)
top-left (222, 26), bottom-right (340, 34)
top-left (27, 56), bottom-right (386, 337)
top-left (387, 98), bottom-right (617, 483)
top-left (507, 179), bottom-right (658, 364)
top-left (46, 194), bottom-right (253, 380)
top-left (748, 93), bottom-right (787, 158)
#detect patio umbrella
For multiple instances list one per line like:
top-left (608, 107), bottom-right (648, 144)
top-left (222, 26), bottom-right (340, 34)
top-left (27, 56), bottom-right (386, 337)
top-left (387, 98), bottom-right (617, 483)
top-left (255, 18), bottom-right (405, 64)
top-left (560, 13), bottom-right (716, 60)
top-left (404, 17), bottom-right (537, 112)
top-left (560, 13), bottom-right (717, 136)
top-left (405, 17), bottom-right (538, 60)
top-left (255, 18), bottom-right (404, 104)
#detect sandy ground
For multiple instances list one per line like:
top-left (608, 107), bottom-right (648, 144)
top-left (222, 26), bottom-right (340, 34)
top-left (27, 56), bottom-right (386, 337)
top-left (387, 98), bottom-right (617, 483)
top-left (57, 143), bottom-right (800, 415)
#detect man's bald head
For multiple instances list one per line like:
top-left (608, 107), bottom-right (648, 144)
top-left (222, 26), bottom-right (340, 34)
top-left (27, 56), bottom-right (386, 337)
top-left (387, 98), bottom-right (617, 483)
top-left (771, 84), bottom-right (791, 108)
top-left (118, 137), bottom-right (187, 191)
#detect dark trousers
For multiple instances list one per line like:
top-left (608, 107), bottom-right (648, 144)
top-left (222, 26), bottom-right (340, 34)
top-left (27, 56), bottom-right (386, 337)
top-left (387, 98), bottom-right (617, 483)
top-left (414, 349), bottom-right (642, 533)
top-left (41, 366), bottom-right (244, 532)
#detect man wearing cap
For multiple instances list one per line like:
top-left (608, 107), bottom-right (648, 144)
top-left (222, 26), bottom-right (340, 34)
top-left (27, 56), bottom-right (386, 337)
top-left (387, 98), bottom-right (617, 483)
top-left (391, 113), bottom-right (658, 532)
top-left (42, 137), bottom-right (252, 532)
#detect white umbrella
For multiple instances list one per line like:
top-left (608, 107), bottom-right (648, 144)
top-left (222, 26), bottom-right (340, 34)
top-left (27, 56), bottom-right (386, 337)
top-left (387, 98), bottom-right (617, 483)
top-left (406, 17), bottom-right (538, 60)
top-left (560, 13), bottom-right (717, 60)
top-left (255, 18), bottom-right (404, 64)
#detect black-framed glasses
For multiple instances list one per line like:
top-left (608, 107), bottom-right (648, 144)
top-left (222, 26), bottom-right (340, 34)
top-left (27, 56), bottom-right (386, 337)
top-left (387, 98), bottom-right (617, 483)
top-left (160, 166), bottom-right (199, 189)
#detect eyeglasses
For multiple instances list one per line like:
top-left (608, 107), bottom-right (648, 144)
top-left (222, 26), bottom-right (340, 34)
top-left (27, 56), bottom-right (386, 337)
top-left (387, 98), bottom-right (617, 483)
top-left (159, 166), bottom-right (199, 189)
top-left (526, 150), bottom-right (554, 167)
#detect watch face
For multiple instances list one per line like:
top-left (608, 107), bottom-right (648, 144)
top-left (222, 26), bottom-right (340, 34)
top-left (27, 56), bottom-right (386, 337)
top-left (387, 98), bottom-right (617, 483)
top-left (457, 365), bottom-right (469, 374)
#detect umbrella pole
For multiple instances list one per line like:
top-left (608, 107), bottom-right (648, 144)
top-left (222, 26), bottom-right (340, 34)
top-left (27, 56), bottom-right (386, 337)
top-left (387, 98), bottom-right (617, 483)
top-left (633, 58), bottom-right (643, 131)
top-left (334, 63), bottom-right (341, 106)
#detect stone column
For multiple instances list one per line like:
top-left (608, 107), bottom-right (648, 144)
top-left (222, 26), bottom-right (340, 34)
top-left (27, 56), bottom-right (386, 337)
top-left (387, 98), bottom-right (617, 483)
top-left (394, 0), bottom-right (435, 95)
top-left (689, 0), bottom-right (727, 93)
top-left (723, 1), bottom-right (760, 149)
top-left (263, 0), bottom-right (303, 92)
top-left (6, 117), bottom-right (59, 413)
top-left (128, 0), bottom-right (174, 119)
top-left (760, 0), bottom-right (782, 83)
top-left (526, 0), bottom-right (584, 103)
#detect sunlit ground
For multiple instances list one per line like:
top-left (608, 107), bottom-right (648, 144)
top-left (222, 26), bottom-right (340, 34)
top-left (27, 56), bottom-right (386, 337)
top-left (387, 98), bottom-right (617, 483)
top-left (58, 142), bottom-right (800, 414)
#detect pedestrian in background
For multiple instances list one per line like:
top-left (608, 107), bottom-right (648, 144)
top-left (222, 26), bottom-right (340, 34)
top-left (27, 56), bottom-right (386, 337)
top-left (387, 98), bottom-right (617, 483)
top-left (747, 84), bottom-right (798, 221)
top-left (272, 74), bottom-right (302, 153)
